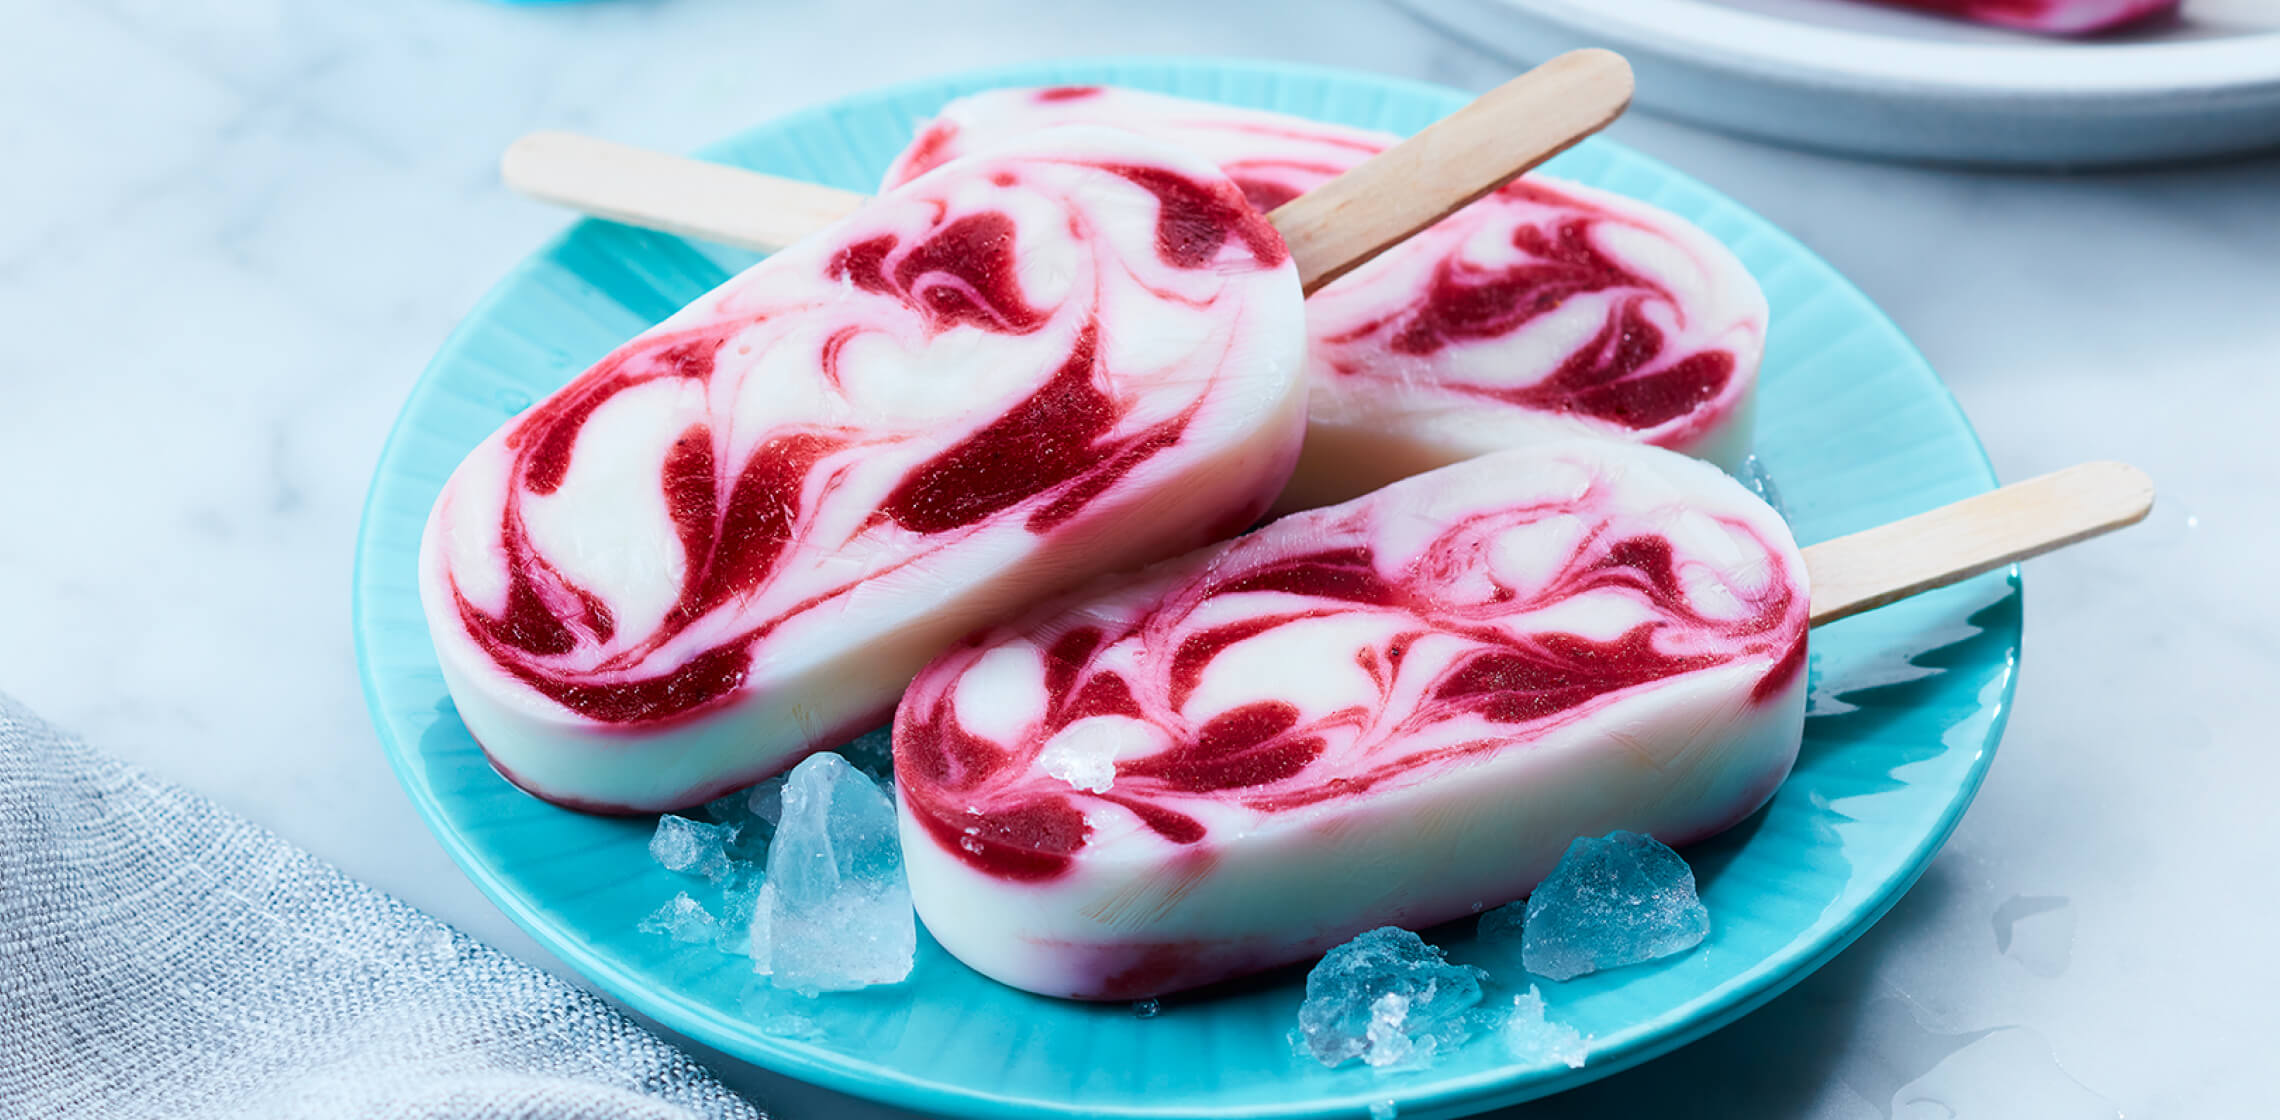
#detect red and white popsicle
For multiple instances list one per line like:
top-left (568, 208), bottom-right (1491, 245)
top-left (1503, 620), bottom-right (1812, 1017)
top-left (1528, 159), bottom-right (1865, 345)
top-left (883, 86), bottom-right (1767, 511)
top-left (432, 52), bottom-right (1641, 813)
top-left (500, 85), bottom-right (1763, 515)
top-left (893, 439), bottom-right (1809, 999)
top-left (420, 127), bottom-right (1308, 812)
top-left (893, 444), bottom-right (2156, 1000)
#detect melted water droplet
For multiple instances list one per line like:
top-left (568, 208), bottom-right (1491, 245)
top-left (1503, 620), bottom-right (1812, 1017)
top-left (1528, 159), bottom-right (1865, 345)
top-left (1991, 895), bottom-right (2075, 978)
top-left (1892, 1025), bottom-right (2121, 1120)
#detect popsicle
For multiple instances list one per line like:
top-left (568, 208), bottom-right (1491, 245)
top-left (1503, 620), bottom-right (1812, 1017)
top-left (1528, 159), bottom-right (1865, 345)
top-left (1864, 0), bottom-right (2177, 33)
top-left (894, 444), bottom-right (2154, 1000)
top-left (883, 86), bottom-right (1766, 511)
top-left (500, 86), bottom-right (1761, 513)
top-left (893, 439), bottom-right (1809, 999)
top-left (426, 52), bottom-right (1642, 813)
top-left (420, 127), bottom-right (1308, 813)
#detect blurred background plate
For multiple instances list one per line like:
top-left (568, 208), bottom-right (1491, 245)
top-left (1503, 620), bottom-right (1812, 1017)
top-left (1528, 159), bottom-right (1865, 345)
top-left (1393, 0), bottom-right (2280, 166)
top-left (354, 57), bottom-right (2021, 1120)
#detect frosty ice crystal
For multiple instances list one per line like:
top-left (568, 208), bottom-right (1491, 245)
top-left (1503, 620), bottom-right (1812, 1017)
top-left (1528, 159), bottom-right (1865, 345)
top-left (635, 745), bottom-right (912, 993)
top-left (1477, 896), bottom-right (1525, 946)
top-left (637, 892), bottom-right (718, 944)
top-left (1504, 987), bottom-right (1589, 1068)
top-left (707, 777), bottom-right (787, 861)
top-left (711, 873), bottom-right (766, 958)
top-left (1295, 927), bottom-right (1487, 1069)
top-left (1035, 720), bottom-right (1122, 793)
top-left (762, 752), bottom-right (915, 995)
top-left (1505, 830), bottom-right (1710, 981)
top-left (648, 815), bottom-right (732, 882)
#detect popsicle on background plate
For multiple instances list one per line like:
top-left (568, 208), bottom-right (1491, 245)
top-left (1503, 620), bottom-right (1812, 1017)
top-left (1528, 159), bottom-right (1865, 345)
top-left (1867, 0), bottom-right (2179, 34)
top-left (420, 127), bottom-right (1308, 813)
top-left (893, 440), bottom-right (1809, 999)
top-left (884, 86), bottom-right (1767, 511)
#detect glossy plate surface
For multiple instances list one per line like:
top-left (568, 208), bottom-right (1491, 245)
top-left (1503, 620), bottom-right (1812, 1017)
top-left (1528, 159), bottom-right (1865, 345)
top-left (1397, 0), bottom-right (2280, 166)
top-left (353, 57), bottom-right (2020, 1120)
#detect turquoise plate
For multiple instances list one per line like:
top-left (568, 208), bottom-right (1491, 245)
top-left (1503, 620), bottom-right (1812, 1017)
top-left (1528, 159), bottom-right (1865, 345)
top-left (354, 57), bottom-right (2018, 1120)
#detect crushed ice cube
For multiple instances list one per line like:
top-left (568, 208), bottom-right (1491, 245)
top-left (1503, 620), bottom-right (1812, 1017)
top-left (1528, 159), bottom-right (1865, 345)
top-left (1036, 720), bottom-right (1122, 793)
top-left (1476, 895), bottom-right (1525, 945)
top-left (1513, 830), bottom-right (1709, 981)
top-left (1736, 455), bottom-right (1786, 521)
top-left (635, 748), bottom-right (912, 985)
top-left (707, 777), bottom-right (788, 861)
top-left (749, 881), bottom-right (776, 975)
top-left (761, 752), bottom-right (915, 994)
top-left (1364, 992), bottom-right (1420, 1067)
top-left (1504, 987), bottom-right (1589, 1068)
top-left (703, 788), bottom-right (751, 825)
top-left (706, 872), bottom-right (766, 958)
top-left (749, 775), bottom-right (790, 826)
top-left (638, 892), bottom-right (720, 945)
top-left (649, 814), bottom-right (733, 882)
top-left (703, 792), bottom-right (762, 861)
top-left (1296, 927), bottom-right (1487, 1069)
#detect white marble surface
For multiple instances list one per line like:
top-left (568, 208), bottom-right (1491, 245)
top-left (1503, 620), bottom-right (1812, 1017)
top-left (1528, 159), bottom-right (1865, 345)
top-left (3, 1), bottom-right (2274, 1116)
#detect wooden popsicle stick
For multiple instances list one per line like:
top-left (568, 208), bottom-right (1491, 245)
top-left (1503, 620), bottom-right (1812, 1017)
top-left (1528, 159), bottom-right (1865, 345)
top-left (498, 50), bottom-right (1635, 292)
top-left (1804, 460), bottom-right (2154, 628)
top-left (501, 131), bottom-right (864, 253)
top-left (1271, 48), bottom-right (1633, 295)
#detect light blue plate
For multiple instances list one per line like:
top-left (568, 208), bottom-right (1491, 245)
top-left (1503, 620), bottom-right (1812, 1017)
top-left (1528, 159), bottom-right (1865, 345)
top-left (353, 57), bottom-right (2018, 1120)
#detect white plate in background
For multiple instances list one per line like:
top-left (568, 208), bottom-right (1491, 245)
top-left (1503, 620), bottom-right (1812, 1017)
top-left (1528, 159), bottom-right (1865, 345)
top-left (1395, 0), bottom-right (2280, 166)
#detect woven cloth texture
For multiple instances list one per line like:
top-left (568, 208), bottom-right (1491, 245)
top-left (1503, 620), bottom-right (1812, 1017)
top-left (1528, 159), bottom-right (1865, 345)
top-left (0, 691), bottom-right (764, 1120)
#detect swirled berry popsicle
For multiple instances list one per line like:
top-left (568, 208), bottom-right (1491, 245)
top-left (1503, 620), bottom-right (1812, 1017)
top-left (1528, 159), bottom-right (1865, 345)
top-left (894, 439), bottom-right (1807, 999)
top-left (419, 127), bottom-right (1306, 813)
top-left (1867, 0), bottom-right (2176, 33)
top-left (885, 87), bottom-right (1766, 512)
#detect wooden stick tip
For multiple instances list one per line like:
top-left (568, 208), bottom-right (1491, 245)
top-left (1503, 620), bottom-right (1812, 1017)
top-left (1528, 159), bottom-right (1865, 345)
top-left (2077, 459), bottom-right (2156, 523)
top-left (1562, 47), bottom-right (1635, 84)
top-left (500, 131), bottom-right (573, 186)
